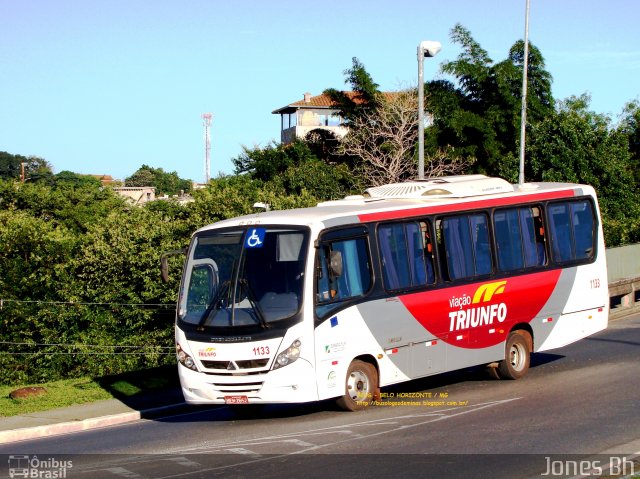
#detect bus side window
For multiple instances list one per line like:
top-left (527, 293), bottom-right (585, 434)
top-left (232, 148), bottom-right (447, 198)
top-left (549, 204), bottom-right (574, 262)
top-left (571, 201), bottom-right (595, 259)
top-left (471, 214), bottom-right (492, 275)
top-left (378, 221), bottom-right (434, 290)
top-left (548, 200), bottom-right (596, 263)
top-left (438, 213), bottom-right (491, 281)
top-left (494, 206), bottom-right (545, 271)
top-left (521, 206), bottom-right (546, 267)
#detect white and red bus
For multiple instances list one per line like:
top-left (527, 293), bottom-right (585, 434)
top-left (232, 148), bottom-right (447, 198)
top-left (173, 175), bottom-right (608, 411)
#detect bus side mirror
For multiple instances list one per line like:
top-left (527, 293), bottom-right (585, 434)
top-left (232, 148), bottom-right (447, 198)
top-left (329, 250), bottom-right (343, 278)
top-left (160, 248), bottom-right (187, 283)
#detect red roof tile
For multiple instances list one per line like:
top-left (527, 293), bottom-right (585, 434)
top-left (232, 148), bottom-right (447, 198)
top-left (273, 91), bottom-right (395, 114)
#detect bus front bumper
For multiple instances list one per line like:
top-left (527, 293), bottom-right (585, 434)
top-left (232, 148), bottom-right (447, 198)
top-left (178, 359), bottom-right (319, 405)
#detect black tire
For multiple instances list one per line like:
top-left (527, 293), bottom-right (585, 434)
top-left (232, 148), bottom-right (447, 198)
top-left (497, 330), bottom-right (531, 380)
top-left (336, 360), bottom-right (378, 411)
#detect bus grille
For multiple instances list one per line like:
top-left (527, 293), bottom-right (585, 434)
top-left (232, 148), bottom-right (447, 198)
top-left (201, 358), bottom-right (269, 373)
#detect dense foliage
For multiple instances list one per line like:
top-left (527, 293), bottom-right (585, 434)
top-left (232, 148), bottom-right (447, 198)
top-left (0, 151), bottom-right (53, 182)
top-left (232, 140), bottom-right (361, 199)
top-left (0, 174), bottom-right (321, 385)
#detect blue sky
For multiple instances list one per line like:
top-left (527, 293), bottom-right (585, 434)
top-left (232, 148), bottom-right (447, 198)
top-left (1, 0), bottom-right (639, 183)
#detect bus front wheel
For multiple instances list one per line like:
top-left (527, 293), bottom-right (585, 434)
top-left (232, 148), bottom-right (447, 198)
top-left (497, 331), bottom-right (531, 380)
top-left (336, 360), bottom-right (378, 411)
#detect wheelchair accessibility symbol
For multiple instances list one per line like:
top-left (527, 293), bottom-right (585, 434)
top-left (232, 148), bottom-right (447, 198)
top-left (245, 228), bottom-right (266, 248)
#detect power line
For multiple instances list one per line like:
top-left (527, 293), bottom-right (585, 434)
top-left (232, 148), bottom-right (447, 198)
top-left (1, 352), bottom-right (173, 356)
top-left (0, 341), bottom-right (174, 356)
top-left (0, 298), bottom-right (176, 309)
top-left (0, 341), bottom-right (173, 349)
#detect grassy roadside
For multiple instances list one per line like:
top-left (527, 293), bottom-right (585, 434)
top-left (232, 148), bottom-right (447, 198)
top-left (0, 365), bottom-right (180, 417)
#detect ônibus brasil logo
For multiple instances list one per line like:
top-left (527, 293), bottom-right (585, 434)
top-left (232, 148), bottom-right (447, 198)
top-left (448, 281), bottom-right (507, 332)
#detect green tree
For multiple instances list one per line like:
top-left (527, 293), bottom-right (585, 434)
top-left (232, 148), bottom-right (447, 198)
top-left (232, 140), bottom-right (359, 199)
top-left (126, 165), bottom-right (192, 196)
top-left (618, 100), bottom-right (640, 185)
top-left (62, 206), bottom-right (186, 377)
top-left (185, 174), bottom-right (320, 232)
top-left (232, 140), bottom-right (316, 181)
top-left (52, 171), bottom-right (103, 188)
top-left (273, 158), bottom-right (360, 200)
top-left (0, 151), bottom-right (53, 182)
top-left (0, 177), bottom-right (126, 233)
top-left (323, 57), bottom-right (382, 124)
top-left (425, 24), bottom-right (554, 178)
top-left (527, 95), bottom-right (640, 246)
top-left (0, 209), bottom-right (80, 383)
top-left (125, 166), bottom-right (155, 187)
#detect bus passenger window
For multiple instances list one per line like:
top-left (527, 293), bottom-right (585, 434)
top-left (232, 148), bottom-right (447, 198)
top-left (571, 201), bottom-right (595, 259)
top-left (494, 206), bottom-right (546, 271)
top-left (495, 209), bottom-right (520, 271)
top-left (438, 213), bottom-right (492, 281)
top-left (548, 200), bottom-right (596, 263)
top-left (378, 221), bottom-right (434, 291)
top-left (472, 215), bottom-right (492, 275)
top-left (549, 204), bottom-right (574, 262)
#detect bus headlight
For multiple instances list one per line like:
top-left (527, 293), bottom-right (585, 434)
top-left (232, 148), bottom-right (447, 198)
top-left (176, 343), bottom-right (198, 372)
top-left (272, 339), bottom-right (301, 370)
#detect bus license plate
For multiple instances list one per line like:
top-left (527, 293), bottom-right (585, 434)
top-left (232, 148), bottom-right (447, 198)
top-left (224, 395), bottom-right (249, 404)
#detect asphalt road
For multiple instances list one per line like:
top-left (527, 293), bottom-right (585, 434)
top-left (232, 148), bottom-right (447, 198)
top-left (2, 314), bottom-right (639, 479)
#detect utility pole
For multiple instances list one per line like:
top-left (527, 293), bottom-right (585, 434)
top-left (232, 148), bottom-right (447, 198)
top-left (202, 113), bottom-right (213, 184)
top-left (518, 0), bottom-right (531, 186)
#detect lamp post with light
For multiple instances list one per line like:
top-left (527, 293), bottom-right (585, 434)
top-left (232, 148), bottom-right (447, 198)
top-left (417, 40), bottom-right (441, 180)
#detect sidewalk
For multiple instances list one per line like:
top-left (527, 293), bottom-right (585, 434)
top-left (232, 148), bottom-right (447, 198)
top-left (0, 388), bottom-right (188, 445)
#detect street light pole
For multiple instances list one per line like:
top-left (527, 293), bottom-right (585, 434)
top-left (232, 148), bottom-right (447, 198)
top-left (518, 0), bottom-right (531, 186)
top-left (417, 40), bottom-right (441, 180)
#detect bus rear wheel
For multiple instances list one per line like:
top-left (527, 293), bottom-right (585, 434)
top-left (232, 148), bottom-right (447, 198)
top-left (336, 360), bottom-right (378, 411)
top-left (497, 331), bottom-right (531, 380)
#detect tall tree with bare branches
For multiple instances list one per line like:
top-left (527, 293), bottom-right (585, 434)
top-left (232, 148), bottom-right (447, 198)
top-left (338, 89), bottom-right (472, 186)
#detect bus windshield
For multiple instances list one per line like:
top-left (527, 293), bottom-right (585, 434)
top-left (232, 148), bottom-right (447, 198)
top-left (178, 227), bottom-right (308, 330)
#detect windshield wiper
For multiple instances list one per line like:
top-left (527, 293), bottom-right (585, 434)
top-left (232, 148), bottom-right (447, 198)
top-left (196, 280), bottom-right (231, 329)
top-left (239, 279), bottom-right (270, 329)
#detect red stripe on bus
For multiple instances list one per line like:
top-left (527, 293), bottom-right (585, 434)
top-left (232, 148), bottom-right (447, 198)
top-left (357, 189), bottom-right (574, 223)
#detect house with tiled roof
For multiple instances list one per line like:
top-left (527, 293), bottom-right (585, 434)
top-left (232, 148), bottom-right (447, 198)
top-left (272, 92), bottom-right (351, 144)
top-left (272, 91), bottom-right (398, 144)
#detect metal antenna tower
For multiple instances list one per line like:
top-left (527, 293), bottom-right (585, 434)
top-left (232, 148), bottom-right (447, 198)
top-left (202, 113), bottom-right (213, 183)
